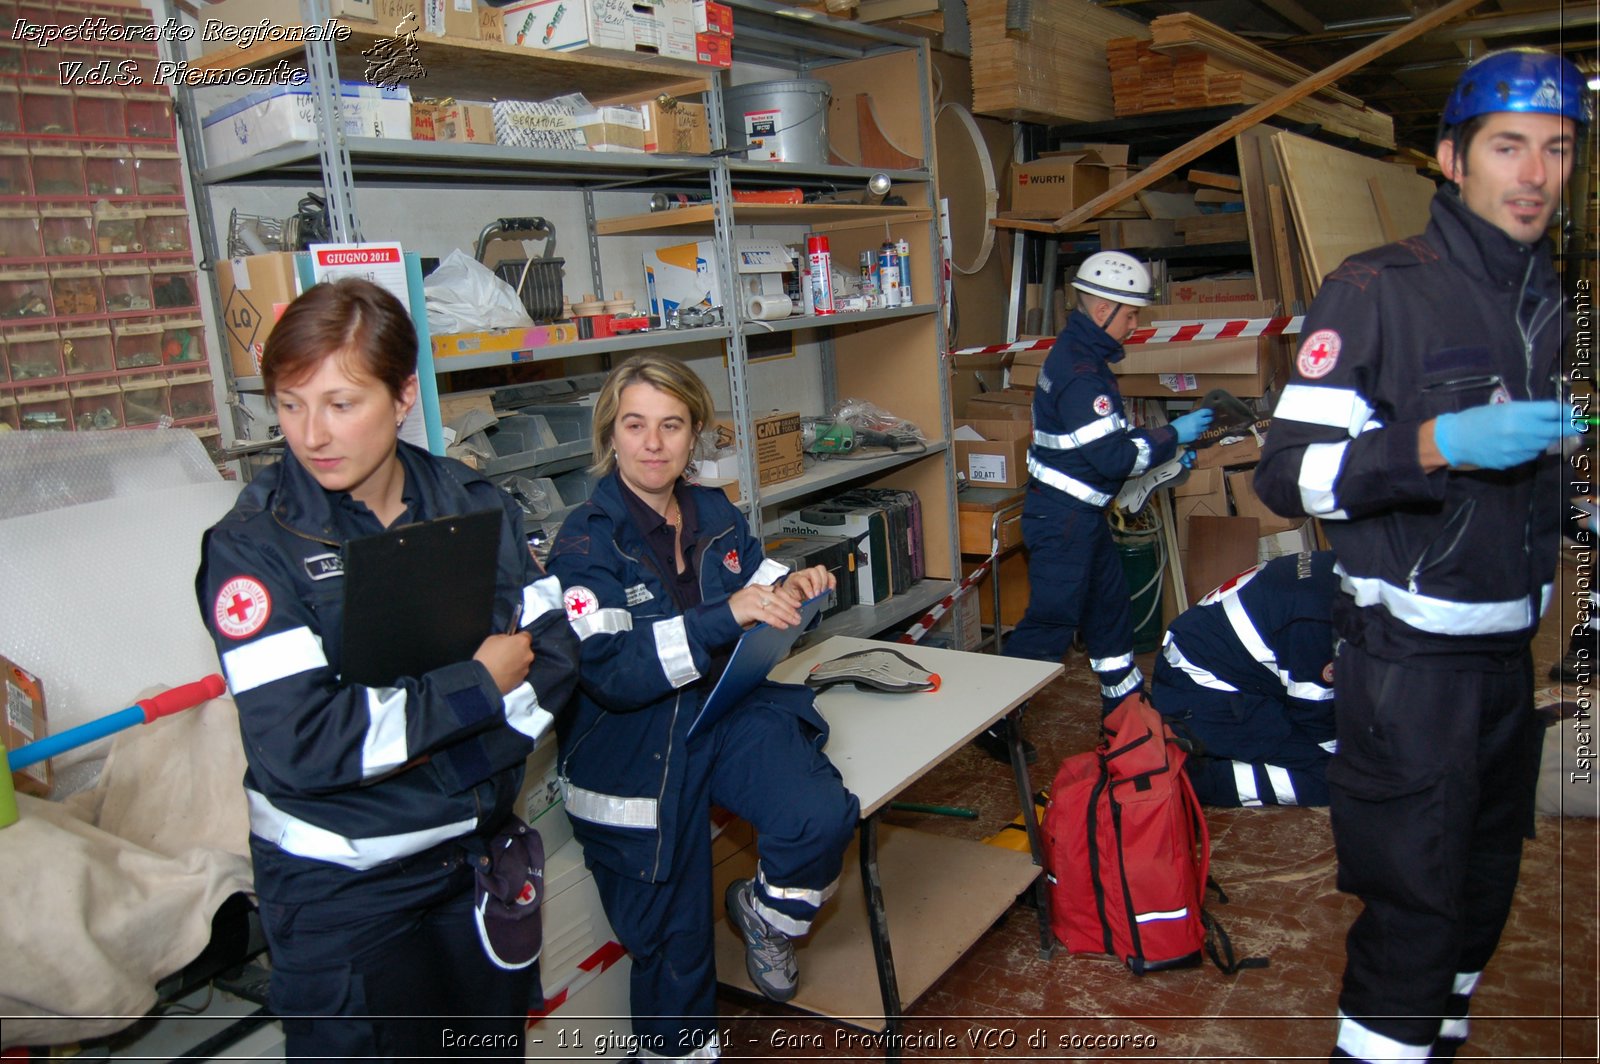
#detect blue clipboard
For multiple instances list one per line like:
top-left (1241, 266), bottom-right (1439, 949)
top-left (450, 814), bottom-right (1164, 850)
top-left (686, 591), bottom-right (829, 740)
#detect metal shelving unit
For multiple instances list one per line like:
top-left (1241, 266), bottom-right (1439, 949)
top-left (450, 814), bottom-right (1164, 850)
top-left (176, 0), bottom-right (961, 643)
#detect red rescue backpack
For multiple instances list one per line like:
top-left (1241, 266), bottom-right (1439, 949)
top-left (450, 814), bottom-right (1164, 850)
top-left (1042, 692), bottom-right (1264, 975)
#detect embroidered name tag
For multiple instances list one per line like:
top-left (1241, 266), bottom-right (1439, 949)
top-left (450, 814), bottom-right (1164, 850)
top-left (303, 552), bottom-right (344, 581)
top-left (625, 583), bottom-right (654, 606)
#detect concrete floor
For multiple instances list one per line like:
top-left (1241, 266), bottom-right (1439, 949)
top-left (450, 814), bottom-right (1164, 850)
top-left (715, 547), bottom-right (1599, 1061)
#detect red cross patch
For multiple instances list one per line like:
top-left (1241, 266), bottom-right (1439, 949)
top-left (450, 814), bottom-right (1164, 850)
top-left (563, 586), bottom-right (599, 620)
top-left (1092, 394), bottom-right (1113, 417)
top-left (1296, 329), bottom-right (1341, 379)
top-left (516, 879), bottom-right (537, 906)
top-left (1490, 385), bottom-right (1512, 405)
top-left (1322, 661), bottom-right (1335, 684)
top-left (723, 549), bottom-right (741, 575)
top-left (214, 576), bottom-right (271, 640)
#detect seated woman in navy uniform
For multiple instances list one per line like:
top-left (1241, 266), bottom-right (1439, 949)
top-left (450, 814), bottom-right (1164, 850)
top-left (545, 352), bottom-right (859, 1061)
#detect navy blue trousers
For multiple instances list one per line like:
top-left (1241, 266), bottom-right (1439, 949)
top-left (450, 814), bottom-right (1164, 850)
top-left (1002, 488), bottom-right (1139, 713)
top-left (588, 702), bottom-right (859, 1058)
top-left (253, 836), bottom-right (538, 1062)
top-left (1328, 642), bottom-right (1541, 1059)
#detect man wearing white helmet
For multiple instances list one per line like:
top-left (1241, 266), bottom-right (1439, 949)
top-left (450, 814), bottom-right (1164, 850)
top-left (979, 250), bottom-right (1212, 762)
top-left (1255, 48), bottom-right (1589, 1062)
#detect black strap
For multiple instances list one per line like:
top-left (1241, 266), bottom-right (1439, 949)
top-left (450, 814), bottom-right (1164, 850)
top-left (1200, 908), bottom-right (1269, 975)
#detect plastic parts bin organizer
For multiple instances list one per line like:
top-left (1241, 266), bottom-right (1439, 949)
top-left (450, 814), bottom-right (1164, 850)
top-left (474, 217), bottom-right (565, 324)
top-left (483, 404), bottom-right (595, 477)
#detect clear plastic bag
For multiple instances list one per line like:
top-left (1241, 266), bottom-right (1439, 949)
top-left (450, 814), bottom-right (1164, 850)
top-left (423, 249), bottom-right (535, 335)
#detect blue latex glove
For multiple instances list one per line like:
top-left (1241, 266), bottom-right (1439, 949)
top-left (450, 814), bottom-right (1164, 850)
top-left (1171, 408), bottom-right (1215, 445)
top-left (1180, 448), bottom-right (1197, 469)
top-left (1433, 400), bottom-right (1583, 470)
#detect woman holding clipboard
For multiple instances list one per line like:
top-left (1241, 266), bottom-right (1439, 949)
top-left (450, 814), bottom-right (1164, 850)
top-left (196, 279), bottom-right (579, 1058)
top-left (546, 354), bottom-right (859, 1059)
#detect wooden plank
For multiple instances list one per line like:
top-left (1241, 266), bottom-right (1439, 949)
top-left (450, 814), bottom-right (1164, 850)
top-left (1233, 129), bottom-right (1277, 307)
top-left (1273, 129), bottom-right (1435, 289)
top-left (1046, 0), bottom-right (1486, 232)
top-left (1368, 176), bottom-right (1401, 243)
top-left (1188, 168), bottom-right (1242, 191)
top-left (1267, 183), bottom-right (1303, 310)
top-left (855, 94), bottom-right (922, 170)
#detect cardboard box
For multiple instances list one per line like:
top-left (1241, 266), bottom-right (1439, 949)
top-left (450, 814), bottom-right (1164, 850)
top-left (954, 417), bottom-right (1030, 489)
top-left (3, 654), bottom-right (50, 799)
top-left (575, 108), bottom-right (645, 152)
top-left (502, 0), bottom-right (691, 59)
top-left (1099, 218), bottom-right (1178, 250)
top-left (640, 99), bottom-right (709, 154)
top-left (694, 0), bottom-right (731, 34)
top-left (1172, 464), bottom-right (1227, 550)
top-left (415, 100), bottom-right (495, 144)
top-left (1193, 421), bottom-right (1267, 470)
top-left (373, 0), bottom-right (423, 34)
top-left (748, 410), bottom-right (802, 485)
top-left (1112, 335), bottom-right (1282, 399)
top-left (1227, 467), bottom-right (1301, 536)
top-left (199, 0), bottom-right (375, 54)
top-left (964, 389), bottom-right (1034, 421)
top-left (1258, 520), bottom-right (1316, 563)
top-left (1165, 276), bottom-right (1260, 307)
top-left (431, 323), bottom-right (580, 358)
top-left (1140, 299), bottom-right (1278, 327)
top-left (422, 0), bottom-right (493, 38)
top-left (1008, 349), bottom-right (1047, 390)
top-left (202, 82), bottom-right (411, 168)
top-left (491, 99), bottom-right (584, 150)
top-left (694, 31), bottom-right (731, 67)
top-left (215, 252), bottom-right (302, 378)
top-left (642, 240), bottom-right (721, 320)
top-left (1008, 152), bottom-right (1111, 219)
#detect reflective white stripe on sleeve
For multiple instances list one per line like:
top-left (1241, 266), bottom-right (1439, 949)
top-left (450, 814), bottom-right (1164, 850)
top-left (1129, 435), bottom-right (1152, 476)
top-left (1335, 1012), bottom-right (1431, 1061)
top-left (246, 788), bottom-right (476, 870)
top-left (1091, 651), bottom-right (1134, 673)
top-left (757, 863), bottom-right (839, 910)
top-left (1233, 761), bottom-right (1262, 807)
top-left (522, 574), bottom-right (563, 625)
top-left (222, 626), bottom-right (328, 695)
top-left (1286, 677), bottom-right (1335, 701)
top-left (1339, 572), bottom-right (1538, 635)
top-left (1453, 970), bottom-right (1482, 996)
top-left (1320, 738), bottom-right (1339, 754)
top-left (1026, 454), bottom-right (1113, 507)
top-left (571, 607), bottom-right (633, 641)
top-left (1161, 639), bottom-right (1240, 692)
top-left (1438, 1016), bottom-right (1468, 1041)
top-left (1264, 764), bottom-right (1298, 805)
top-left (653, 616), bottom-right (700, 688)
top-left (1298, 440), bottom-right (1351, 519)
top-left (1274, 384), bottom-right (1374, 434)
top-left (502, 681), bottom-right (554, 741)
top-left (1222, 593), bottom-right (1283, 677)
top-left (745, 558), bottom-right (790, 587)
top-left (361, 685), bottom-right (410, 778)
top-left (1032, 412), bottom-right (1127, 450)
top-left (1133, 906), bottom-right (1188, 923)
top-left (559, 777), bottom-right (659, 828)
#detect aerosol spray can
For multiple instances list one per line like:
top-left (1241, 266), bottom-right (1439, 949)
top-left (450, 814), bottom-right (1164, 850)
top-left (878, 242), bottom-right (902, 307)
top-left (859, 250), bottom-right (876, 304)
top-left (808, 235), bottom-right (835, 314)
top-left (895, 238), bottom-right (912, 305)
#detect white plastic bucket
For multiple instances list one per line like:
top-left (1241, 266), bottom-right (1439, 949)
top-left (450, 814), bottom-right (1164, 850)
top-left (722, 79), bottom-right (831, 164)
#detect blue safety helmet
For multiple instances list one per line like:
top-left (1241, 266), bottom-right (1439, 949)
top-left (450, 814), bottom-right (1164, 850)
top-left (1442, 48), bottom-right (1591, 129)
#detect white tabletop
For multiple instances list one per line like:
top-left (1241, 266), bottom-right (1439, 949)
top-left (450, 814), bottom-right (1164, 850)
top-left (769, 636), bottom-right (1062, 816)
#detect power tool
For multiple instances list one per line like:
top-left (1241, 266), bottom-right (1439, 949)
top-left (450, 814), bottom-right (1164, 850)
top-left (801, 420), bottom-right (916, 454)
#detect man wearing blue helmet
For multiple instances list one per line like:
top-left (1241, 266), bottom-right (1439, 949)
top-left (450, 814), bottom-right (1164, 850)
top-left (1256, 48), bottom-right (1588, 1063)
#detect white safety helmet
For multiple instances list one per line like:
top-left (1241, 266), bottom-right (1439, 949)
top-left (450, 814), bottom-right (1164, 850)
top-left (1071, 251), bottom-right (1153, 308)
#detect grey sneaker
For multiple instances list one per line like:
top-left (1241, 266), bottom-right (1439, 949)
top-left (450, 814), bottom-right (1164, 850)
top-left (725, 878), bottom-right (797, 1002)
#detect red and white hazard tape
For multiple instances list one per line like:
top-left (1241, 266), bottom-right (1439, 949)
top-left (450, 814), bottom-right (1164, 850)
top-left (527, 939), bottom-right (627, 1022)
top-left (952, 315), bottom-right (1305, 358)
top-left (898, 557), bottom-right (995, 645)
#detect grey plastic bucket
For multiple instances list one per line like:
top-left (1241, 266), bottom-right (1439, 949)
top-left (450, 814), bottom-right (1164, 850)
top-left (722, 79), bottom-right (831, 164)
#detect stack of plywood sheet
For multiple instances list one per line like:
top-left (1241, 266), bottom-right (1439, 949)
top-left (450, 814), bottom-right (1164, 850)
top-left (1269, 129), bottom-right (1436, 296)
top-left (969, 0), bottom-right (1149, 124)
top-left (1106, 14), bottom-right (1395, 149)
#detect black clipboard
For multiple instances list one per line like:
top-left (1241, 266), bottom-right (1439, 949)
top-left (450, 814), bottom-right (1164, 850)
top-left (339, 509), bottom-right (502, 686)
top-left (686, 591), bottom-right (828, 740)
